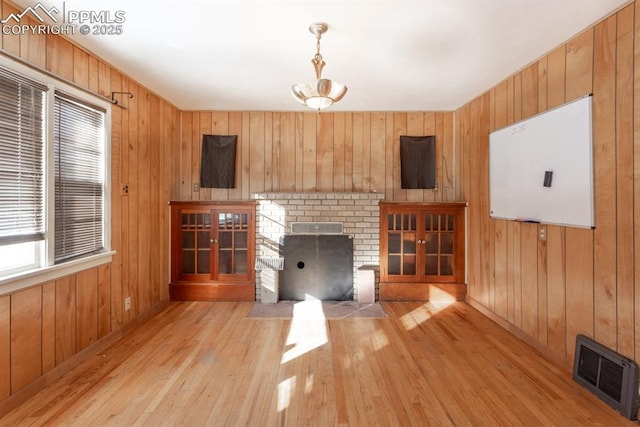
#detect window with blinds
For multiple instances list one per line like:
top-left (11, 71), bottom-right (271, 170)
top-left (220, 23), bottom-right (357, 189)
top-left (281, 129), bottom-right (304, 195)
top-left (0, 67), bottom-right (46, 246)
top-left (0, 57), bottom-right (111, 283)
top-left (54, 94), bottom-right (106, 263)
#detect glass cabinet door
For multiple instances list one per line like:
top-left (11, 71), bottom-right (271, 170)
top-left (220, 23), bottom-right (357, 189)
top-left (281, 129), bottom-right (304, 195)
top-left (386, 213), bottom-right (418, 278)
top-left (180, 211), bottom-right (211, 275)
top-left (380, 203), bottom-right (465, 285)
top-left (213, 208), bottom-right (252, 281)
top-left (424, 213), bottom-right (455, 278)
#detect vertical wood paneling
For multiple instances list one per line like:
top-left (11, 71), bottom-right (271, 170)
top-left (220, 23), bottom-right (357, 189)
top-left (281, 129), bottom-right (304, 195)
top-left (547, 46), bottom-right (567, 108)
top-left (279, 113), bottom-right (296, 192)
top-left (55, 276), bottom-right (76, 365)
top-left (317, 113), bottom-right (334, 191)
top-left (634, 0), bottom-right (640, 362)
top-left (72, 47), bottom-right (89, 89)
top-left (88, 57), bottom-right (99, 106)
top-left (406, 113), bottom-right (423, 202)
top-left (362, 113), bottom-right (372, 192)
top-left (352, 113), bottom-right (364, 191)
top-left (333, 113), bottom-right (346, 191)
top-left (520, 224), bottom-right (538, 339)
top-left (249, 112), bottom-right (266, 194)
top-left (240, 112), bottom-right (251, 199)
top-left (0, 295), bottom-right (8, 400)
top-left (565, 29), bottom-right (594, 100)
top-left (301, 112), bottom-right (317, 192)
top-left (426, 112), bottom-right (438, 203)
top-left (370, 113), bottom-right (385, 193)
top-left (393, 113), bottom-right (407, 201)
top-left (344, 113), bottom-right (353, 191)
top-left (180, 112), bottom-right (193, 200)
top-left (138, 88), bottom-right (151, 314)
top-left (565, 229), bottom-right (594, 364)
top-left (615, 4), bottom-right (635, 359)
top-left (478, 95), bottom-right (491, 307)
top-left (592, 15), bottom-right (617, 350)
top-left (97, 264), bottom-right (111, 339)
top-left (46, 36), bottom-right (73, 81)
top-left (2, 4), bottom-right (20, 56)
top-left (97, 61), bottom-right (111, 98)
top-left (537, 227), bottom-right (548, 346)
top-left (264, 112), bottom-right (274, 192)
top-left (442, 113), bottom-right (455, 201)
top-left (127, 83), bottom-right (140, 321)
top-left (537, 57), bottom-right (548, 112)
top-left (149, 95), bottom-right (161, 305)
top-left (175, 110), bottom-right (457, 203)
top-left (10, 287), bottom-right (41, 393)
top-left (162, 102), bottom-right (178, 301)
top-left (198, 112), bottom-right (212, 200)
top-left (110, 71), bottom-right (124, 330)
top-left (521, 64), bottom-right (538, 119)
top-left (190, 111), bottom-right (200, 201)
top-left (384, 112), bottom-right (394, 198)
top-left (228, 112), bottom-right (243, 200)
top-left (76, 269), bottom-right (98, 352)
top-left (41, 282), bottom-right (56, 373)
top-left (20, 17), bottom-right (46, 68)
top-left (546, 226), bottom-right (566, 361)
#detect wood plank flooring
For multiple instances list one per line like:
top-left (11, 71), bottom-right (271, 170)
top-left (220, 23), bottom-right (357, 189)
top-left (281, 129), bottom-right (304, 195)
top-left (0, 301), bottom-right (633, 426)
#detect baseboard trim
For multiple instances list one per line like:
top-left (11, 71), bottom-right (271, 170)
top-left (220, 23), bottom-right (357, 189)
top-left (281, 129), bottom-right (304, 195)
top-left (466, 296), bottom-right (572, 372)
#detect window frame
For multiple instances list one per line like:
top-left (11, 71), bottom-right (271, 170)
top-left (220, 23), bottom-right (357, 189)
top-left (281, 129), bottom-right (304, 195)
top-left (0, 54), bottom-right (113, 295)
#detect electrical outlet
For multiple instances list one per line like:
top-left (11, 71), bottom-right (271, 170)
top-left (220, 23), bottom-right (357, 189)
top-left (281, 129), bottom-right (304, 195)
top-left (538, 225), bottom-right (546, 241)
top-left (124, 296), bottom-right (131, 311)
top-left (193, 183), bottom-right (200, 192)
top-left (121, 184), bottom-right (129, 196)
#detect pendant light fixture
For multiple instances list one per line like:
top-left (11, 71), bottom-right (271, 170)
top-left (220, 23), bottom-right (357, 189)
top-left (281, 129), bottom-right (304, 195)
top-left (291, 22), bottom-right (347, 110)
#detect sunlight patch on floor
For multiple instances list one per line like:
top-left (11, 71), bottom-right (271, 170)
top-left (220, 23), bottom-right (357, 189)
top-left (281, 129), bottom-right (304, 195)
top-left (400, 301), bottom-right (453, 331)
top-left (370, 328), bottom-right (389, 351)
top-left (281, 298), bottom-right (328, 364)
top-left (304, 374), bottom-right (314, 394)
top-left (277, 376), bottom-right (296, 412)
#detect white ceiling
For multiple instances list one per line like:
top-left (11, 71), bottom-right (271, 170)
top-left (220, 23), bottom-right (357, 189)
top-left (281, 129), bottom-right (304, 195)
top-left (9, 0), bottom-right (631, 111)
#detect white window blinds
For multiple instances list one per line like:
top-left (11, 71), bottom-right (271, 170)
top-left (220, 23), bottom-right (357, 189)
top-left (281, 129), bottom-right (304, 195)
top-left (0, 66), bottom-right (46, 246)
top-left (54, 93), bottom-right (105, 263)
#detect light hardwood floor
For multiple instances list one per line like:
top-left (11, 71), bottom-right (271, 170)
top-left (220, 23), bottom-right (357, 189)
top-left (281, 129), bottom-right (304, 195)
top-left (0, 301), bottom-right (633, 426)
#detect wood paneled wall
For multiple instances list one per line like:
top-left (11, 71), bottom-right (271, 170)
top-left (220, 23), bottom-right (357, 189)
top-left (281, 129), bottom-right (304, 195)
top-left (0, 0), bottom-right (180, 406)
top-left (178, 112), bottom-right (459, 202)
top-left (459, 1), bottom-right (640, 370)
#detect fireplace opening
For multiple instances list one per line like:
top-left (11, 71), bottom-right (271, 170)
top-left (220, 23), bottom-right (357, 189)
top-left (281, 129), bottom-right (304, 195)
top-left (279, 235), bottom-right (354, 301)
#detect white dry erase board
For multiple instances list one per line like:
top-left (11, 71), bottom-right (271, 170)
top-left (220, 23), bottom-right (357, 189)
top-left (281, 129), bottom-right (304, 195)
top-left (489, 95), bottom-right (594, 228)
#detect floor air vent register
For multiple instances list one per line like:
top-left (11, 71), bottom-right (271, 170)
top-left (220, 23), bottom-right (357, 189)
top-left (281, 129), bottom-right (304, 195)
top-left (573, 335), bottom-right (640, 420)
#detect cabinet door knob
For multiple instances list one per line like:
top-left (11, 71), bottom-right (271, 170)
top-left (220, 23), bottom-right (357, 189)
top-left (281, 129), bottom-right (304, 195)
top-left (211, 239), bottom-right (218, 243)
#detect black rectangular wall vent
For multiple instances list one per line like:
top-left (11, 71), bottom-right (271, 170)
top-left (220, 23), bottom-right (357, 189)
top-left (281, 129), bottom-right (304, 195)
top-left (573, 334), bottom-right (640, 420)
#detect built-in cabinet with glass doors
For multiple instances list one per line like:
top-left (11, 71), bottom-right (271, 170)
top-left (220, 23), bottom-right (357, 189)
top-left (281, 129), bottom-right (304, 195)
top-left (170, 201), bottom-right (255, 301)
top-left (379, 202), bottom-right (466, 300)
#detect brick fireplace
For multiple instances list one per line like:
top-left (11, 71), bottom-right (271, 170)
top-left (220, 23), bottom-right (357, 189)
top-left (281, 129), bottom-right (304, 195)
top-left (252, 192), bottom-right (384, 303)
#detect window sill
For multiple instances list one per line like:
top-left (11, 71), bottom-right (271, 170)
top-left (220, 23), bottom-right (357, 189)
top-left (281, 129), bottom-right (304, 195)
top-left (0, 251), bottom-right (115, 296)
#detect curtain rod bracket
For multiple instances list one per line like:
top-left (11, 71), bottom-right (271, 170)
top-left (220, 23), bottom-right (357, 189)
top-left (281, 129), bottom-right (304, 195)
top-left (111, 91), bottom-right (133, 104)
